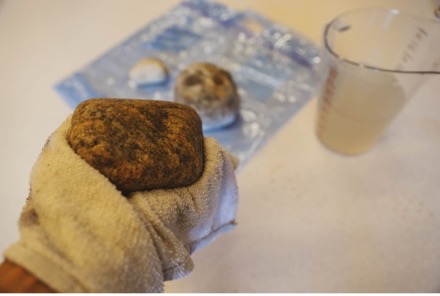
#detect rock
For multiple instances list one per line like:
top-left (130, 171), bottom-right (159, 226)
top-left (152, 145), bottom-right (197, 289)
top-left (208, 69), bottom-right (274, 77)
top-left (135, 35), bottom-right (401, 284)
top-left (174, 62), bottom-right (240, 131)
top-left (67, 98), bottom-right (204, 193)
top-left (129, 57), bottom-right (169, 86)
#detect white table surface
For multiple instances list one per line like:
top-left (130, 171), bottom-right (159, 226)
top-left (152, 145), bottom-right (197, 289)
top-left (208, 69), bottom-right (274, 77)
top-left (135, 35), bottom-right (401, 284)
top-left (1, 0), bottom-right (440, 292)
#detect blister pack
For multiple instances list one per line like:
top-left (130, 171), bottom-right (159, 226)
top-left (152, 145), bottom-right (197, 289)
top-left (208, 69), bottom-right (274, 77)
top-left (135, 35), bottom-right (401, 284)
top-left (55, 0), bottom-right (321, 168)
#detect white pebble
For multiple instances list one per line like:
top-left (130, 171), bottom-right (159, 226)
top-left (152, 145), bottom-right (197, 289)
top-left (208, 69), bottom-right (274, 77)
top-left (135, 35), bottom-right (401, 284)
top-left (129, 57), bottom-right (169, 86)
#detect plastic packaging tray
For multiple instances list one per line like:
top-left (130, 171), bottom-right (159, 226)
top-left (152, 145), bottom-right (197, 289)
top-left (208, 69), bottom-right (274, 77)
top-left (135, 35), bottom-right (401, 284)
top-left (55, 0), bottom-right (321, 169)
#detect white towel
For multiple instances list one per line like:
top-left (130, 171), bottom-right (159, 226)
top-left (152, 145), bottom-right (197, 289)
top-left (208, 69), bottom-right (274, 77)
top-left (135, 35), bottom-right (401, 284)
top-left (3, 116), bottom-right (239, 293)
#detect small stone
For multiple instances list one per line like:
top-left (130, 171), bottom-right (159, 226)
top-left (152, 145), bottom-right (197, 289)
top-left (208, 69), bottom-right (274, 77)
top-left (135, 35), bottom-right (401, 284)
top-left (174, 62), bottom-right (240, 131)
top-left (129, 57), bottom-right (169, 86)
top-left (67, 98), bottom-right (204, 193)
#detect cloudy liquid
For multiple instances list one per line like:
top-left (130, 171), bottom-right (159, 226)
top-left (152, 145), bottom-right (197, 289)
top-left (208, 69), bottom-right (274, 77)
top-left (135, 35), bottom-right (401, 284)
top-left (316, 68), bottom-right (407, 155)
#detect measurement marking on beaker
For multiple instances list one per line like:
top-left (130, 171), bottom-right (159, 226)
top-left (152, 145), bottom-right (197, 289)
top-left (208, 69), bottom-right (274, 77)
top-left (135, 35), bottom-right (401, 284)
top-left (317, 65), bottom-right (337, 135)
top-left (415, 27), bottom-right (428, 40)
top-left (401, 52), bottom-right (412, 63)
top-left (418, 27), bottom-right (428, 36)
top-left (396, 26), bottom-right (429, 71)
top-left (338, 25), bottom-right (351, 32)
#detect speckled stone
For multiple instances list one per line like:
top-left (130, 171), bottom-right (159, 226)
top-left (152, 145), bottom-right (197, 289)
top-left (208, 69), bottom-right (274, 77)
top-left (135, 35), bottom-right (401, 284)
top-left (174, 62), bottom-right (240, 131)
top-left (67, 98), bottom-right (204, 193)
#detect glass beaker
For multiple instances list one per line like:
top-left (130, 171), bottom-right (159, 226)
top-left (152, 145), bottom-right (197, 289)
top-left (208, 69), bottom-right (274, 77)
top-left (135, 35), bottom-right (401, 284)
top-left (315, 8), bottom-right (440, 155)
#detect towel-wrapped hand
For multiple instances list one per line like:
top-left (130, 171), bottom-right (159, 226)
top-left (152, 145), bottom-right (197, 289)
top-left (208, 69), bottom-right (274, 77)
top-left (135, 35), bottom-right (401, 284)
top-left (3, 102), bottom-right (239, 292)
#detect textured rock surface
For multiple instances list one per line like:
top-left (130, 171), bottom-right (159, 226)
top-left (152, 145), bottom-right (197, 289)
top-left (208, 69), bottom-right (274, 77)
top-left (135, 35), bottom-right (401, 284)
top-left (67, 98), bottom-right (204, 193)
top-left (174, 62), bottom-right (240, 131)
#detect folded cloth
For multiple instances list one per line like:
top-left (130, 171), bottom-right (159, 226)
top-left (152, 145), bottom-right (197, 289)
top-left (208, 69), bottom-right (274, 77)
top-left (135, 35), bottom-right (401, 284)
top-left (3, 116), bottom-right (239, 293)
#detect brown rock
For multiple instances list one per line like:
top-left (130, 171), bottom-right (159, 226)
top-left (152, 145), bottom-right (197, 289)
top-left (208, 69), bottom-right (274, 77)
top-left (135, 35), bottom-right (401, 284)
top-left (67, 98), bottom-right (204, 193)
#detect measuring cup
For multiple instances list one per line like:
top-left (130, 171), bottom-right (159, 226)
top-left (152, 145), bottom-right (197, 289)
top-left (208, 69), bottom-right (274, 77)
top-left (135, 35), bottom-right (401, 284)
top-left (315, 8), bottom-right (440, 155)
